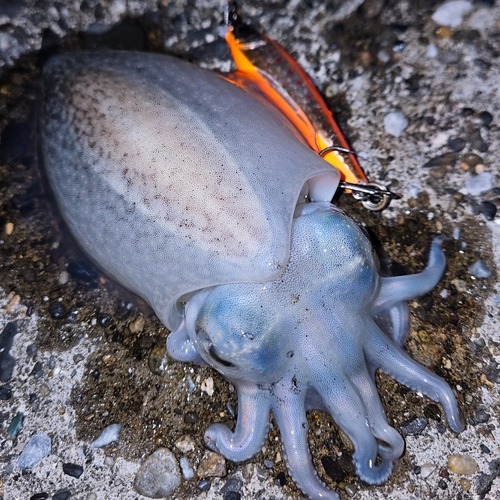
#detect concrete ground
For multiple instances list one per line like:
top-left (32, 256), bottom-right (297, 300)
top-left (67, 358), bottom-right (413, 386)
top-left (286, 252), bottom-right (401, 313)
top-left (0, 1), bottom-right (499, 499)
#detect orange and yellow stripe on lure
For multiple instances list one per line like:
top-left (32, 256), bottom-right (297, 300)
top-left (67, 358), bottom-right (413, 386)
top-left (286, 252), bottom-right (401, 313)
top-left (223, 3), bottom-right (368, 187)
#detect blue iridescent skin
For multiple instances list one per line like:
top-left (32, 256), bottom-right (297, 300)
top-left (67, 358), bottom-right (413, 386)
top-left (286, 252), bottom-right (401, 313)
top-left (42, 52), bottom-right (464, 500)
top-left (169, 203), bottom-right (464, 500)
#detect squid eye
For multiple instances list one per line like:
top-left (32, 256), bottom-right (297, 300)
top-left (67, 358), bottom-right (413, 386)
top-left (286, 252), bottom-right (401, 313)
top-left (208, 345), bottom-right (236, 368)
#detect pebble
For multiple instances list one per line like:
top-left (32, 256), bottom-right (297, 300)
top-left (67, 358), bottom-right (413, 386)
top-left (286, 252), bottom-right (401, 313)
top-left (129, 315), bottom-right (145, 334)
top-left (221, 477), bottom-right (243, 494)
top-left (448, 454), bottom-right (478, 474)
top-left (148, 346), bottom-right (168, 376)
top-left (345, 483), bottom-right (358, 497)
top-left (460, 153), bottom-right (483, 171)
top-left (175, 435), bottom-right (195, 453)
top-left (4, 221), bottom-right (14, 235)
top-left (423, 152), bottom-right (456, 169)
top-left (201, 377), bottom-right (214, 396)
top-left (264, 459), bottom-right (274, 469)
top-left (17, 433), bottom-right (52, 469)
top-left (134, 448), bottom-right (181, 498)
top-left (48, 301), bottom-right (67, 319)
top-left (197, 478), bottom-right (211, 492)
top-left (470, 128), bottom-right (488, 152)
top-left (383, 111), bottom-right (409, 137)
top-left (447, 137), bottom-right (466, 152)
top-left (30, 493), bottom-right (49, 500)
top-left (90, 423), bottom-right (121, 448)
top-left (31, 361), bottom-right (43, 379)
top-left (438, 478), bottom-right (448, 489)
top-left (426, 43), bottom-right (438, 58)
top-left (431, 0), bottom-right (473, 28)
top-left (179, 457), bottom-right (194, 480)
top-left (419, 463), bottom-right (436, 479)
top-left (0, 322), bottom-right (18, 382)
top-left (473, 407), bottom-right (490, 424)
top-left (52, 489), bottom-right (71, 500)
top-left (275, 471), bottom-right (286, 486)
top-left (7, 411), bottom-right (24, 437)
top-left (58, 270), bottom-right (70, 285)
top-left (459, 478), bottom-right (471, 490)
top-left (22, 267), bottom-right (37, 282)
top-left (400, 417), bottom-right (428, 435)
top-left (478, 111), bottom-right (493, 125)
top-left (96, 313), bottom-right (112, 327)
top-left (464, 172), bottom-right (493, 195)
top-left (196, 451), bottom-right (226, 478)
top-left (0, 384), bottom-right (13, 400)
top-left (62, 462), bottom-right (84, 478)
top-left (468, 260), bottom-right (492, 278)
top-left (183, 411), bottom-right (198, 424)
top-left (480, 201), bottom-right (497, 221)
top-left (451, 279), bottom-right (467, 292)
top-left (430, 166), bottom-right (447, 179)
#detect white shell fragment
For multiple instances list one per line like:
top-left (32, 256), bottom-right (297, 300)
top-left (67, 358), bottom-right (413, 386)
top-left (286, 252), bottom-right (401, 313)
top-left (468, 260), bottom-right (492, 278)
top-left (432, 1), bottom-right (473, 28)
top-left (90, 423), bottom-right (122, 448)
top-left (384, 112), bottom-right (409, 137)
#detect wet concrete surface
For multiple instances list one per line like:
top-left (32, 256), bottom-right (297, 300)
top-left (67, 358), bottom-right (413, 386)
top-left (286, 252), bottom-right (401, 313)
top-left (0, 1), bottom-right (499, 499)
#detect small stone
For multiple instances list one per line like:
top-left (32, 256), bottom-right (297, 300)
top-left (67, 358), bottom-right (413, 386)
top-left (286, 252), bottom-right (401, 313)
top-left (52, 489), bottom-right (71, 500)
top-left (67, 261), bottom-right (99, 282)
top-left (4, 221), bottom-right (14, 235)
top-left (197, 478), bottom-right (211, 492)
top-left (435, 26), bottom-right (453, 38)
top-left (470, 129), bottom-right (488, 152)
top-left (448, 137), bottom-right (466, 152)
top-left (345, 483), bottom-right (358, 497)
top-left (473, 407), bottom-right (491, 424)
top-left (468, 260), bottom-right (492, 278)
top-left (148, 346), bottom-right (168, 376)
top-left (478, 111), bottom-right (493, 125)
top-left (175, 435), bottom-right (195, 453)
top-left (438, 478), bottom-right (448, 489)
top-left (0, 384), bottom-right (13, 400)
top-left (129, 316), bottom-right (145, 334)
top-left (430, 166), bottom-right (447, 179)
top-left (134, 449), bottom-right (181, 498)
top-left (401, 417), bottom-right (428, 435)
top-left (201, 377), bottom-right (214, 396)
top-left (48, 302), bottom-right (67, 319)
top-left (384, 111), bottom-right (409, 137)
top-left (63, 462), bottom-right (84, 478)
top-left (431, 1), bottom-right (473, 28)
top-left (420, 463), bottom-right (436, 479)
top-left (439, 466), bottom-right (450, 478)
top-left (221, 477), bottom-right (243, 494)
top-left (464, 172), bottom-right (493, 195)
top-left (460, 153), bottom-right (483, 171)
top-left (451, 279), bottom-right (467, 292)
top-left (90, 423), bottom-right (121, 448)
top-left (17, 433), bottom-right (52, 469)
top-left (480, 444), bottom-right (491, 454)
top-left (480, 201), bottom-right (497, 221)
top-left (179, 457), bottom-right (194, 480)
top-left (30, 493), bottom-right (49, 500)
top-left (264, 459), bottom-right (274, 469)
top-left (22, 267), bottom-right (37, 282)
top-left (96, 313), bottom-right (112, 327)
top-left (39, 384), bottom-right (50, 397)
top-left (184, 411), bottom-right (198, 424)
top-left (7, 411), bottom-right (24, 437)
top-left (196, 451), bottom-right (226, 478)
top-left (423, 153), bottom-right (456, 169)
top-left (448, 454), bottom-right (478, 474)
top-left (58, 271), bottom-right (70, 285)
top-left (459, 478), bottom-right (471, 490)
top-left (31, 361), bottom-right (43, 379)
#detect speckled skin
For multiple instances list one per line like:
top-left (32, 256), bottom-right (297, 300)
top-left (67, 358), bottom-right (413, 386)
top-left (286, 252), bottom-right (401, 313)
top-left (42, 52), bottom-right (464, 500)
